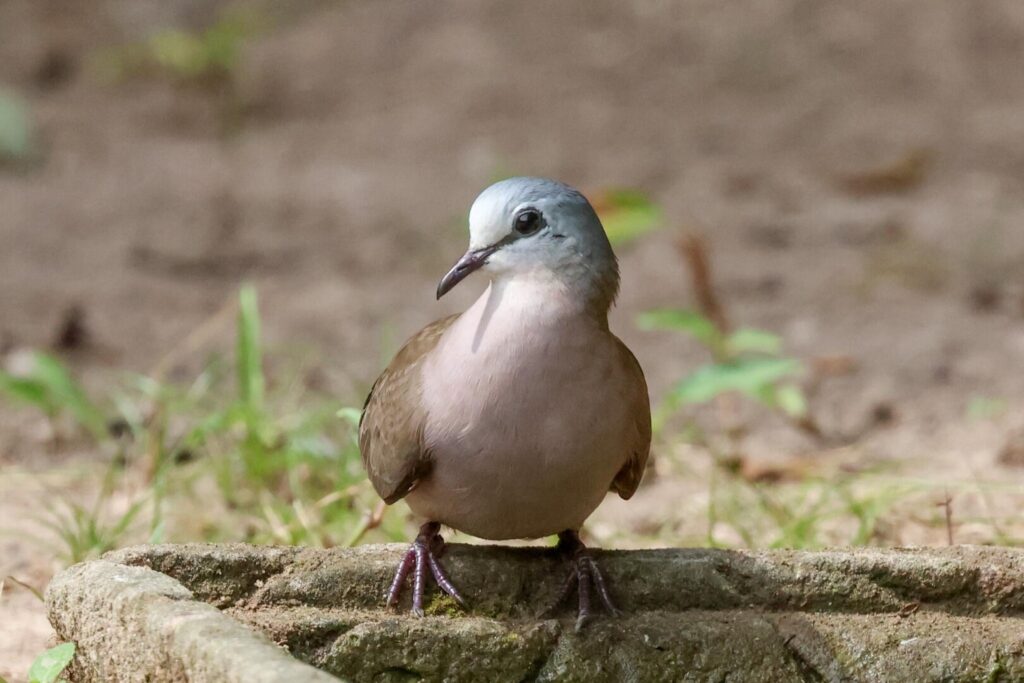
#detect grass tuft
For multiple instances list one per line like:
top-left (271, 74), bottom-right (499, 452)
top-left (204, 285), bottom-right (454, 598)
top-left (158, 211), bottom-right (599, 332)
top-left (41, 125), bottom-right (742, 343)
top-left (0, 285), bottom-right (406, 566)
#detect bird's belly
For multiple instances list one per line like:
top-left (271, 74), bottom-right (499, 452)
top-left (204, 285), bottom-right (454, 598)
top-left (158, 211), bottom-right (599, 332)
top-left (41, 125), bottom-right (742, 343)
top-left (410, 336), bottom-right (631, 539)
top-left (405, 433), bottom-right (618, 540)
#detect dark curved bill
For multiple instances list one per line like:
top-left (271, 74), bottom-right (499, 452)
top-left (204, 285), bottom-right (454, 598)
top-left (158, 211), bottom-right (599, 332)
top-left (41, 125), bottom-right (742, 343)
top-left (436, 245), bottom-right (499, 299)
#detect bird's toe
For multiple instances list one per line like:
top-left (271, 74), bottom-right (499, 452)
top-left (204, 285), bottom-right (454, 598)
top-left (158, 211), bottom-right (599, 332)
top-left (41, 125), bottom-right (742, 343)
top-left (384, 522), bottom-right (466, 615)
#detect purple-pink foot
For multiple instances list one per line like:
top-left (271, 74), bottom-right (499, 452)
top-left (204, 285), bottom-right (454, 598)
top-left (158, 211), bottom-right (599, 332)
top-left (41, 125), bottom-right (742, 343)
top-left (545, 530), bottom-right (621, 631)
top-left (386, 521), bottom-right (466, 616)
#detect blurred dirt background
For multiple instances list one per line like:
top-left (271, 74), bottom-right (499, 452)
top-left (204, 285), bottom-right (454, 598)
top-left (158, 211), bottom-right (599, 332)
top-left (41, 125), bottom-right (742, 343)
top-left (3, 0), bottom-right (1024, 678)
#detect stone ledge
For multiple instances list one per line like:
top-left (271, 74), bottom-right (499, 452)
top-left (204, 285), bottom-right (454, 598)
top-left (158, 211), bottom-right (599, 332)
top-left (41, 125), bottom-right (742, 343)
top-left (46, 544), bottom-right (1024, 682)
top-left (44, 559), bottom-right (340, 683)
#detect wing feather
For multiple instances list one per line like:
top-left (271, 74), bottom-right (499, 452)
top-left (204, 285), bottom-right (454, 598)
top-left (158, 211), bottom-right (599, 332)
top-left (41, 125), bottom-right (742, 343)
top-left (609, 337), bottom-right (652, 500)
top-left (359, 315), bottom-right (458, 504)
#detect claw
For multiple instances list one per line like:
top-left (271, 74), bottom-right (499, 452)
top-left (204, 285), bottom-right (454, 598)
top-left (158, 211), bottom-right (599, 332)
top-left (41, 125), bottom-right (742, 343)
top-left (540, 567), bottom-right (579, 619)
top-left (385, 522), bottom-right (466, 615)
top-left (546, 530), bottom-right (622, 630)
top-left (427, 549), bottom-right (467, 607)
top-left (575, 557), bottom-right (593, 632)
top-left (412, 541), bottom-right (427, 616)
top-left (586, 556), bottom-right (622, 617)
top-left (385, 549), bottom-right (415, 608)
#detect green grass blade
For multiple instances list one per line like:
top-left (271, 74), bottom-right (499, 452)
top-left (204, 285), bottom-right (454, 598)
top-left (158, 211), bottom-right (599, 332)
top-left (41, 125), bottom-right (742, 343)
top-left (0, 373), bottom-right (52, 411)
top-left (29, 353), bottom-right (107, 437)
top-left (0, 88), bottom-right (34, 162)
top-left (0, 353), bottom-right (106, 438)
top-left (237, 284), bottom-right (264, 413)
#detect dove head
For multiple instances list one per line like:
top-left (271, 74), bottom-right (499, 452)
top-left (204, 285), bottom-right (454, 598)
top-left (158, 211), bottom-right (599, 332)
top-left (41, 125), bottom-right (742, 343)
top-left (436, 177), bottom-right (619, 309)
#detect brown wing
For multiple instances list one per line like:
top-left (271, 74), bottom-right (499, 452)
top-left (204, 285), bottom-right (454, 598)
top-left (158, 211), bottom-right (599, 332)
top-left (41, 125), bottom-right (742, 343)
top-left (609, 336), bottom-right (652, 500)
top-left (359, 315), bottom-right (459, 504)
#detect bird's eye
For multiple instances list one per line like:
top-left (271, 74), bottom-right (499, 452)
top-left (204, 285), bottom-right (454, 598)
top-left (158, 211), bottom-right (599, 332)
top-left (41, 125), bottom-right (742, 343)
top-left (513, 209), bottom-right (543, 236)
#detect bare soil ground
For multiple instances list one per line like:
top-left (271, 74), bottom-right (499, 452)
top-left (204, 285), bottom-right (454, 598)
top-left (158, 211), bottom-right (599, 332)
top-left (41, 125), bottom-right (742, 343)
top-left (4, 0), bottom-right (1024, 678)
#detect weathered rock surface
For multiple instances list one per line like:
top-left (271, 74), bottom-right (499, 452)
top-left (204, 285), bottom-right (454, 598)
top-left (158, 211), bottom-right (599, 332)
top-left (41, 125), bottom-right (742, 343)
top-left (46, 543), bottom-right (1024, 682)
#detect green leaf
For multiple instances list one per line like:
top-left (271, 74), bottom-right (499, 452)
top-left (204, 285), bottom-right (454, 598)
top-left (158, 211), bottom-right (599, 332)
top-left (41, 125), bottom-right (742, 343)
top-left (637, 309), bottom-right (722, 349)
top-left (0, 88), bottom-right (34, 162)
top-left (593, 189), bottom-right (662, 246)
top-left (726, 328), bottom-right (782, 355)
top-left (669, 357), bottom-right (802, 404)
top-left (28, 642), bottom-right (75, 683)
top-left (236, 284), bottom-right (264, 413)
top-left (773, 384), bottom-right (808, 418)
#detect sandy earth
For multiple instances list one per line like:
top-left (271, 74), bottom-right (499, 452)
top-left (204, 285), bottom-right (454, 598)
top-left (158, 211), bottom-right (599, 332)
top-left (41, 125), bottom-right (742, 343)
top-left (3, 0), bottom-right (1024, 678)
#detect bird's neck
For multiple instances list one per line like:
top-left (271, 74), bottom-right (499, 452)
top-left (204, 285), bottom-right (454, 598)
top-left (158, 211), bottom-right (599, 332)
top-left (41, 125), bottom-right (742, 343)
top-left (486, 267), bottom-right (616, 328)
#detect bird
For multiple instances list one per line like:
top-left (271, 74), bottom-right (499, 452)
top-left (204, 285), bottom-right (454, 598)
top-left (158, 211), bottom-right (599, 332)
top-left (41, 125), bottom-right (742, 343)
top-left (359, 177), bottom-right (651, 629)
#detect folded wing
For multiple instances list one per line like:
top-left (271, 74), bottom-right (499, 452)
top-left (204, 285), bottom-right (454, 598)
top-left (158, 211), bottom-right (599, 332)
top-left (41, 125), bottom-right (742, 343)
top-left (359, 315), bottom-right (458, 504)
top-left (609, 336), bottom-right (652, 500)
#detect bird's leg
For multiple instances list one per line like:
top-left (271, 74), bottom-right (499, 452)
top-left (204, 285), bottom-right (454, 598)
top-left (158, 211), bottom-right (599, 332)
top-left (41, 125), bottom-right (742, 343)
top-left (385, 521), bottom-right (466, 616)
top-left (546, 530), bottom-right (621, 631)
